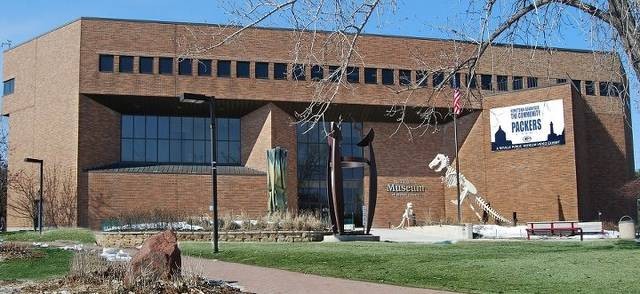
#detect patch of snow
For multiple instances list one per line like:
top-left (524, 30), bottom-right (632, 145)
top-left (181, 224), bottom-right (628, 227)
top-left (473, 224), bottom-right (620, 240)
top-left (100, 248), bottom-right (132, 262)
top-left (32, 242), bottom-right (49, 248)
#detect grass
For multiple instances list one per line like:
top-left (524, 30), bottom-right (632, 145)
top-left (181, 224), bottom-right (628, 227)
top-left (181, 240), bottom-right (640, 293)
top-left (0, 249), bottom-right (73, 280)
top-left (0, 228), bottom-right (96, 244)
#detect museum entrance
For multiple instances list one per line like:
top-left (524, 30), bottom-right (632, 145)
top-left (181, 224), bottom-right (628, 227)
top-left (296, 122), bottom-right (364, 227)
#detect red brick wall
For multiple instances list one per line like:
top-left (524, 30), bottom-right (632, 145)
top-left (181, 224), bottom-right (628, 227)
top-left (87, 172), bottom-right (267, 230)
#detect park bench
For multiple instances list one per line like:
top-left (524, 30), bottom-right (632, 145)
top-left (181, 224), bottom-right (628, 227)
top-left (526, 221), bottom-right (583, 241)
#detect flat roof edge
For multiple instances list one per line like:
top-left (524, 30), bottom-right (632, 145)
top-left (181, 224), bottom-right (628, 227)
top-left (4, 16), bottom-right (613, 55)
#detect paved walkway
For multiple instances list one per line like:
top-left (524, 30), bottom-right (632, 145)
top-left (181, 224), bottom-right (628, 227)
top-left (182, 256), bottom-right (454, 294)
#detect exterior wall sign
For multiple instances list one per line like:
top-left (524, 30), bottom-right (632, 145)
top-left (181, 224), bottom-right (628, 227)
top-left (385, 179), bottom-right (425, 197)
top-left (490, 99), bottom-right (565, 151)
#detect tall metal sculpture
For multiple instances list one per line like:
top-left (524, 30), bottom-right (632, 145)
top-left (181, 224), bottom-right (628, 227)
top-left (326, 122), bottom-right (377, 235)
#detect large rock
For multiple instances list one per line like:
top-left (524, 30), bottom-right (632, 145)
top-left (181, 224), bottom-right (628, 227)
top-left (124, 229), bottom-right (181, 285)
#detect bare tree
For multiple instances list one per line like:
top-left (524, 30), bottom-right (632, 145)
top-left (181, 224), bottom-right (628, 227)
top-left (8, 165), bottom-right (77, 228)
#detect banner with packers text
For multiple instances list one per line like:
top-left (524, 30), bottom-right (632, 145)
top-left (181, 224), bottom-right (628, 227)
top-left (489, 99), bottom-right (565, 151)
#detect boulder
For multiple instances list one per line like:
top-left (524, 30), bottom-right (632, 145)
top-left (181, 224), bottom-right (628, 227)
top-left (124, 229), bottom-right (181, 285)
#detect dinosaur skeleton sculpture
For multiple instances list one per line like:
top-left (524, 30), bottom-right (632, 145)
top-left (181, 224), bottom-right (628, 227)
top-left (428, 154), bottom-right (512, 224)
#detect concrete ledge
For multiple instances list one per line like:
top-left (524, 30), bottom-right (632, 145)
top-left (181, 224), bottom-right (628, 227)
top-left (323, 234), bottom-right (380, 242)
top-left (97, 230), bottom-right (327, 247)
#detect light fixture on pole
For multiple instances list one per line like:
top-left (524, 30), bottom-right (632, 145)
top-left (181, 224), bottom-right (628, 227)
top-left (24, 157), bottom-right (43, 234)
top-left (179, 93), bottom-right (219, 253)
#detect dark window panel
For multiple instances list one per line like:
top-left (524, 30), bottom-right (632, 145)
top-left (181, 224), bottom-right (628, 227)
top-left (170, 140), bottom-right (181, 162)
top-left (527, 77), bottom-right (538, 88)
top-left (182, 117), bottom-right (194, 139)
top-left (432, 72), bottom-right (444, 87)
top-left (480, 74), bottom-right (492, 90)
top-left (497, 75), bottom-right (508, 91)
top-left (585, 80), bottom-right (595, 95)
top-left (571, 80), bottom-right (581, 93)
top-left (556, 78), bottom-right (567, 84)
top-left (182, 140), bottom-right (194, 163)
top-left (399, 70), bottom-right (411, 85)
top-left (229, 141), bottom-right (241, 164)
top-left (121, 139), bottom-right (133, 161)
top-left (194, 140), bottom-right (206, 163)
top-left (346, 67), bottom-right (359, 83)
top-left (158, 117), bottom-right (170, 139)
top-left (382, 69), bottom-right (394, 85)
top-left (217, 60), bottom-right (231, 77)
top-left (198, 59), bottom-right (212, 76)
top-left (119, 56), bottom-right (134, 73)
top-left (255, 62), bottom-right (269, 79)
top-left (99, 54), bottom-right (114, 72)
top-left (293, 64), bottom-right (305, 80)
top-left (217, 118), bottom-right (229, 140)
top-left (159, 57), bottom-right (173, 75)
top-left (170, 117), bottom-right (182, 139)
top-left (146, 116), bottom-right (157, 139)
top-left (450, 73), bottom-right (461, 88)
top-left (121, 115), bottom-right (134, 138)
top-left (416, 71), bottom-right (428, 87)
top-left (599, 81), bottom-right (608, 96)
top-left (228, 119), bottom-right (240, 141)
top-left (364, 68), bottom-right (377, 84)
top-left (274, 63), bottom-right (287, 80)
top-left (328, 66), bottom-right (340, 82)
top-left (217, 141), bottom-right (229, 164)
top-left (3, 78), bottom-right (15, 96)
top-left (145, 139), bottom-right (157, 162)
top-left (194, 117), bottom-right (206, 140)
top-left (133, 139), bottom-right (145, 162)
top-left (236, 61), bottom-right (250, 78)
top-left (139, 57), bottom-right (154, 74)
top-left (178, 58), bottom-right (192, 75)
top-left (158, 140), bottom-right (170, 162)
top-left (466, 74), bottom-right (477, 89)
top-left (133, 116), bottom-right (145, 138)
top-left (311, 65), bottom-right (324, 80)
top-left (512, 76), bottom-right (523, 90)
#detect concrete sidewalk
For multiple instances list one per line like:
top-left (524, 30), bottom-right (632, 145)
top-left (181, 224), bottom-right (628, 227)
top-left (182, 256), bottom-right (454, 294)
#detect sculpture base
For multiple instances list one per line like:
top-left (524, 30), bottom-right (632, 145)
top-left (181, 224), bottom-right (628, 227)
top-left (323, 234), bottom-right (380, 242)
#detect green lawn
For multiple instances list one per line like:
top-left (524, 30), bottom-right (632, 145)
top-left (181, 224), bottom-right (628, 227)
top-left (0, 249), bottom-right (73, 280)
top-left (181, 240), bottom-right (640, 293)
top-left (0, 228), bottom-right (96, 244)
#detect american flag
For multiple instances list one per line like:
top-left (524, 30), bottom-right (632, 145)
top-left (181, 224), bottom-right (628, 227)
top-left (453, 88), bottom-right (462, 115)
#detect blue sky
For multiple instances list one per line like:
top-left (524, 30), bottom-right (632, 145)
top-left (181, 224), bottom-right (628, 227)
top-left (1, 0), bottom-right (638, 169)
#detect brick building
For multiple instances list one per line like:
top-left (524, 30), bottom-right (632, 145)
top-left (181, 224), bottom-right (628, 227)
top-left (1, 17), bottom-right (635, 229)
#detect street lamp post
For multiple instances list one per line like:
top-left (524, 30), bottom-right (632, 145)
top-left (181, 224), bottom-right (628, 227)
top-left (179, 93), bottom-right (218, 253)
top-left (24, 157), bottom-right (43, 234)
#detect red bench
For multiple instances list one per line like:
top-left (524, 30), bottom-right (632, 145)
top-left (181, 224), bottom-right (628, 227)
top-left (526, 221), bottom-right (584, 241)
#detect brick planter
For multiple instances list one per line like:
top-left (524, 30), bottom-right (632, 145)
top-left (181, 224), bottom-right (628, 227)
top-left (96, 231), bottom-right (327, 248)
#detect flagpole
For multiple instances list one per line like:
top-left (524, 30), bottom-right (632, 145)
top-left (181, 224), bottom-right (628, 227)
top-left (453, 112), bottom-right (462, 224)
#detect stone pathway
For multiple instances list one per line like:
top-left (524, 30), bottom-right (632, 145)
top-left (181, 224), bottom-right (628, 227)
top-left (182, 256), bottom-right (454, 294)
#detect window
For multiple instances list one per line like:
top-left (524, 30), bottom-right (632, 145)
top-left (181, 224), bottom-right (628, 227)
top-left (600, 81), bottom-right (621, 97)
top-left (236, 61), bottom-right (250, 78)
top-left (119, 56), bottom-right (133, 73)
top-left (3, 79), bottom-right (15, 96)
top-left (178, 58), bottom-right (192, 75)
top-left (571, 80), bottom-right (581, 92)
top-left (480, 74), bottom-right (492, 90)
top-left (99, 54), bottom-right (114, 72)
top-left (255, 62), bottom-right (269, 79)
top-left (311, 65), bottom-right (324, 80)
top-left (328, 66), bottom-right (340, 82)
top-left (198, 59), bottom-right (212, 76)
top-left (527, 76), bottom-right (538, 88)
top-left (346, 67), bottom-right (359, 83)
top-left (293, 64), bottom-right (305, 80)
top-left (382, 69), bottom-right (394, 85)
top-left (297, 121), bottom-right (364, 225)
top-left (121, 115), bottom-right (240, 165)
top-left (274, 63), bottom-right (287, 80)
top-left (599, 82), bottom-right (608, 96)
top-left (217, 60), bottom-right (231, 77)
top-left (399, 70), bottom-right (411, 85)
top-left (364, 68), bottom-right (377, 84)
top-left (139, 57), bottom-right (154, 74)
top-left (512, 76), bottom-right (523, 90)
top-left (466, 74), bottom-right (477, 89)
top-left (450, 73), bottom-right (461, 88)
top-left (159, 57), bottom-right (173, 75)
top-left (556, 78), bottom-right (567, 84)
top-left (416, 70), bottom-right (428, 87)
top-left (432, 72), bottom-right (444, 87)
top-left (497, 75), bottom-right (508, 91)
top-left (585, 80), bottom-right (595, 95)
